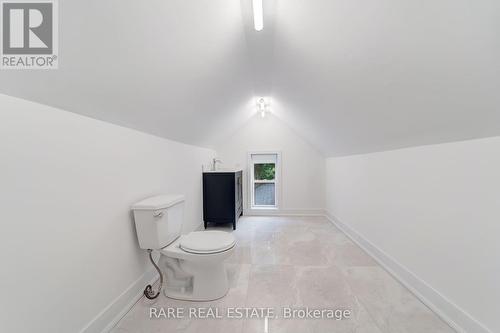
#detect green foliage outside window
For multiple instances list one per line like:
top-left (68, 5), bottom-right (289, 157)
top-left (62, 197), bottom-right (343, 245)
top-left (254, 163), bottom-right (275, 180)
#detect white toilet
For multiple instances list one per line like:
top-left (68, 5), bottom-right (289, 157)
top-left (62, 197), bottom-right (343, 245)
top-left (131, 194), bottom-right (236, 301)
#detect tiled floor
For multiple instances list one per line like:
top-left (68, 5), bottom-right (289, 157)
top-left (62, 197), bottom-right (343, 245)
top-left (112, 216), bottom-right (455, 333)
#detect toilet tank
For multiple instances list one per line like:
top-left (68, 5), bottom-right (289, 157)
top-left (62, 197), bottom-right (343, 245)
top-left (131, 194), bottom-right (185, 250)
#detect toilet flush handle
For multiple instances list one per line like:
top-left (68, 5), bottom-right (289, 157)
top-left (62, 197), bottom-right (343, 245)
top-left (153, 210), bottom-right (164, 218)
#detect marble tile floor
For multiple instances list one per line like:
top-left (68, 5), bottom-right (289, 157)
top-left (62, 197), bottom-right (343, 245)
top-left (112, 216), bottom-right (455, 333)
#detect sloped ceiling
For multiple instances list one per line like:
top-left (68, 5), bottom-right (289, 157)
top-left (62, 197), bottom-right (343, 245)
top-left (269, 0), bottom-right (500, 156)
top-left (0, 0), bottom-right (256, 146)
top-left (1, 0), bottom-right (500, 156)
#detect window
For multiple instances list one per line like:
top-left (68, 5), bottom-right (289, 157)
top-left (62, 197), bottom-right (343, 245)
top-left (249, 153), bottom-right (280, 209)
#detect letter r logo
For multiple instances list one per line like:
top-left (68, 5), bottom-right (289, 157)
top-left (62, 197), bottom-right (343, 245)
top-left (2, 1), bottom-right (53, 54)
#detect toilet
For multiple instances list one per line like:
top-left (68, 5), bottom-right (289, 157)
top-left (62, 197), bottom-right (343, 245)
top-left (131, 194), bottom-right (236, 301)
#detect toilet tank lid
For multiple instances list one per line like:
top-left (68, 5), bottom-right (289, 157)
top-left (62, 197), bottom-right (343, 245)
top-left (131, 194), bottom-right (185, 210)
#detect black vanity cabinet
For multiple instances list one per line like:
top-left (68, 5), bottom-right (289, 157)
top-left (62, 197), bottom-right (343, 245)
top-left (203, 171), bottom-right (243, 230)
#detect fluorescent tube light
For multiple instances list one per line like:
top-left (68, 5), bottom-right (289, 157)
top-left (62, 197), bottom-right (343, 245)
top-left (253, 0), bottom-right (263, 31)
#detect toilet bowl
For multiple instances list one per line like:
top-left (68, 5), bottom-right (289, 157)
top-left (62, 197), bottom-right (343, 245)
top-left (131, 195), bottom-right (236, 301)
top-left (160, 231), bottom-right (236, 301)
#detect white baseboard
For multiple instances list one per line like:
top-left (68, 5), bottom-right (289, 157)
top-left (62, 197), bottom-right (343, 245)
top-left (324, 211), bottom-right (492, 333)
top-left (79, 269), bottom-right (158, 333)
top-left (244, 208), bottom-right (325, 216)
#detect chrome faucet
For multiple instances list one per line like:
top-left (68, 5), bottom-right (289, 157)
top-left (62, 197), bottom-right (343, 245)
top-left (212, 158), bottom-right (222, 171)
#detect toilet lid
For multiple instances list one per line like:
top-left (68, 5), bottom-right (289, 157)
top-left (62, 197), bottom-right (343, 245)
top-left (180, 231), bottom-right (236, 254)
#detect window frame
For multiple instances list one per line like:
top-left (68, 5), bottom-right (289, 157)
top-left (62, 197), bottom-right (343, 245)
top-left (247, 152), bottom-right (281, 210)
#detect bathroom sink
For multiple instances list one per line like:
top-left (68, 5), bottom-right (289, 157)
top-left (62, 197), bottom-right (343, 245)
top-left (203, 168), bottom-right (242, 173)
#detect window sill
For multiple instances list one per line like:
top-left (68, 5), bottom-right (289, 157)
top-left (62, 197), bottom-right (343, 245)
top-left (250, 206), bottom-right (278, 210)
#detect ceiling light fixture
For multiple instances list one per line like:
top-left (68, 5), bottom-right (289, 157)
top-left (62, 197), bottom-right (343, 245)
top-left (252, 0), bottom-right (263, 31)
top-left (256, 97), bottom-right (270, 118)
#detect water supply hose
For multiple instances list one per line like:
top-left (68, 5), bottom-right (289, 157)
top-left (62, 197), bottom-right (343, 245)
top-left (143, 249), bottom-right (163, 300)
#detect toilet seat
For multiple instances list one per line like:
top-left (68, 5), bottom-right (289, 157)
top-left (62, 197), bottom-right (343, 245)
top-left (158, 230), bottom-right (236, 301)
top-left (180, 231), bottom-right (236, 254)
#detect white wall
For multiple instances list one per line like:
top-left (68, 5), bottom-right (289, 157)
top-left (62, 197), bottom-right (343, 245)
top-left (0, 94), bottom-right (215, 333)
top-left (215, 114), bottom-right (325, 214)
top-left (325, 137), bottom-right (500, 333)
